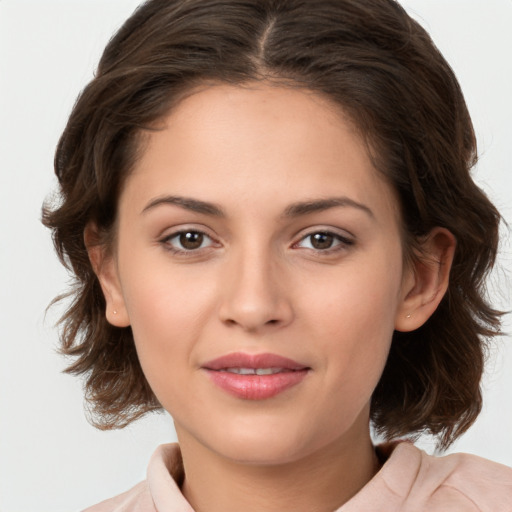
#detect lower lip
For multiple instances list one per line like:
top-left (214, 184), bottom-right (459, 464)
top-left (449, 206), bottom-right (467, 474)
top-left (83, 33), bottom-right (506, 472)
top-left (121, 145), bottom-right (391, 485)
top-left (204, 369), bottom-right (309, 400)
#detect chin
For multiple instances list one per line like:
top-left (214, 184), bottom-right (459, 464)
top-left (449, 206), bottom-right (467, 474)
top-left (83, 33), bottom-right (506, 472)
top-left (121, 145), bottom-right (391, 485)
top-left (189, 414), bottom-right (339, 466)
top-left (213, 436), bottom-right (314, 466)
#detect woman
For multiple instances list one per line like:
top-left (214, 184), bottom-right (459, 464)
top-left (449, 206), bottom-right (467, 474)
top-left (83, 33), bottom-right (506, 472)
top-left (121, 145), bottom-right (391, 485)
top-left (43, 0), bottom-right (512, 510)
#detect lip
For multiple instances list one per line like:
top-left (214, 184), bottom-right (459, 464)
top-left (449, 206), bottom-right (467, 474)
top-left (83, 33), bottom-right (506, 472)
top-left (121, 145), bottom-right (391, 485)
top-left (202, 352), bottom-right (310, 400)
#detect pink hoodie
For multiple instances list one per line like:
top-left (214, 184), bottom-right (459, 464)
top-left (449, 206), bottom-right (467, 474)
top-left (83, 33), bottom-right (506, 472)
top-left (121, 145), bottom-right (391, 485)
top-left (84, 442), bottom-right (512, 511)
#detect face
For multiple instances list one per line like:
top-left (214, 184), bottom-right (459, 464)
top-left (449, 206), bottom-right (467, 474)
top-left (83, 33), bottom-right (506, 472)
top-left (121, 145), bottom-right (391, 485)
top-left (101, 83), bottom-right (416, 465)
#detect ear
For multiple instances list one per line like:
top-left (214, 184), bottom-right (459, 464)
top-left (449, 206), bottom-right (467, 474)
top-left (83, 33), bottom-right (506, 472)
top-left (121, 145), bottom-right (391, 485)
top-left (84, 224), bottom-right (130, 328)
top-left (395, 227), bottom-right (456, 332)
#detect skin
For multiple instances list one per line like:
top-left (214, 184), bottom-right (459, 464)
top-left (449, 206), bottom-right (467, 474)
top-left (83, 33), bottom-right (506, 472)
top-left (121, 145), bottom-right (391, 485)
top-left (90, 83), bottom-right (455, 512)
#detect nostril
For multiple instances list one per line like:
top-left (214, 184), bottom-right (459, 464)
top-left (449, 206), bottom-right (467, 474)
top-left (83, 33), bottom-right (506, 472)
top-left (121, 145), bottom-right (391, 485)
top-left (222, 316), bottom-right (282, 330)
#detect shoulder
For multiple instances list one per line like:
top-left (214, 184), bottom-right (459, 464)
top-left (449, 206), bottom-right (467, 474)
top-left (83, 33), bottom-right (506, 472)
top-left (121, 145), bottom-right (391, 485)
top-left (391, 442), bottom-right (512, 512)
top-left (343, 442), bottom-right (512, 512)
top-left (420, 449), bottom-right (512, 511)
top-left (81, 480), bottom-right (155, 512)
top-left (81, 443), bottom-right (189, 512)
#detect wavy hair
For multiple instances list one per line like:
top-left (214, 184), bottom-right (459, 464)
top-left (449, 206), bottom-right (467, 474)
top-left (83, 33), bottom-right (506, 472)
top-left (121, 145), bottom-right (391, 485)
top-left (43, 0), bottom-right (502, 448)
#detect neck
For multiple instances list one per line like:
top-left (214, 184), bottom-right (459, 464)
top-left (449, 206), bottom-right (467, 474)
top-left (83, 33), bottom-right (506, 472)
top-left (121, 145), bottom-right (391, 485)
top-left (178, 421), bottom-right (378, 512)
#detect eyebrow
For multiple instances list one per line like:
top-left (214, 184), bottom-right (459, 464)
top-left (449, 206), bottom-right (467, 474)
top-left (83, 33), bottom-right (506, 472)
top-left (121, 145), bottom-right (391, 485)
top-left (282, 197), bottom-right (374, 219)
top-left (141, 195), bottom-right (373, 219)
top-left (142, 195), bottom-right (225, 216)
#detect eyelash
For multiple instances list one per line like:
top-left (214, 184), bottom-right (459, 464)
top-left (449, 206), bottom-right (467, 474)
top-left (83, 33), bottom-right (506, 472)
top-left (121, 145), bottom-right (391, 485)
top-left (293, 230), bottom-right (354, 254)
top-left (159, 229), bottom-right (354, 256)
top-left (160, 229), bottom-right (217, 255)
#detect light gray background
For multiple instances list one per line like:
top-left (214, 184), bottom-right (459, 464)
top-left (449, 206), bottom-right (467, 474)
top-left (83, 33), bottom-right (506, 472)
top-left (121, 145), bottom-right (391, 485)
top-left (1, 1), bottom-right (511, 511)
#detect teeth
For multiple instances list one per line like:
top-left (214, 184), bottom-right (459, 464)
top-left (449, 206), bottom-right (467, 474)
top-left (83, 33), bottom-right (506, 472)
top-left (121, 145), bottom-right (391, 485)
top-left (225, 368), bottom-right (255, 375)
top-left (224, 368), bottom-right (285, 375)
top-left (256, 368), bottom-right (282, 375)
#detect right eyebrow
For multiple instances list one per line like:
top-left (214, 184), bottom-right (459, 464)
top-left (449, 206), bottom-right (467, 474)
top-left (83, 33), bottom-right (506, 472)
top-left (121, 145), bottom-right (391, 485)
top-left (282, 197), bottom-right (374, 219)
top-left (141, 195), bottom-right (225, 217)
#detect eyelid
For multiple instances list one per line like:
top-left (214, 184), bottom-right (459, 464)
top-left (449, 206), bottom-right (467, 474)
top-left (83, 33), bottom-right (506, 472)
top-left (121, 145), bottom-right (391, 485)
top-left (159, 225), bottom-right (220, 254)
top-left (292, 227), bottom-right (355, 252)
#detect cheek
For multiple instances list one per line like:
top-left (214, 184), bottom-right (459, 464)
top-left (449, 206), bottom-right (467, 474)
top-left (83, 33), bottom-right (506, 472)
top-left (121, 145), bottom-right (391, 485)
top-left (304, 252), bottom-right (403, 395)
top-left (305, 254), bottom-right (402, 338)
top-left (117, 255), bottom-right (215, 394)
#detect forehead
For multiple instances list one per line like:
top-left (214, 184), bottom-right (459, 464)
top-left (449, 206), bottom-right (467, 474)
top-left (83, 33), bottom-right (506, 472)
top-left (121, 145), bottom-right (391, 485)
top-left (122, 83), bottom-right (400, 225)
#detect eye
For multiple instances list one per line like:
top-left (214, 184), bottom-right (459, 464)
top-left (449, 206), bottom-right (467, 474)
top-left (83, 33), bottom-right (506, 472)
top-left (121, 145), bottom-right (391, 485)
top-left (295, 231), bottom-right (353, 251)
top-left (162, 230), bottom-right (215, 252)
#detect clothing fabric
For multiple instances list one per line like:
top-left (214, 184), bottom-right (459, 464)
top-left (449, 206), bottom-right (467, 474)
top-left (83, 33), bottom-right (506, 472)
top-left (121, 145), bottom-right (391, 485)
top-left (83, 442), bottom-right (512, 512)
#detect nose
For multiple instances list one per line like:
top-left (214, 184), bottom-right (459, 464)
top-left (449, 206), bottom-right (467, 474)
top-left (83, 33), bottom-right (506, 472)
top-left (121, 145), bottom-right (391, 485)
top-left (218, 246), bottom-right (294, 333)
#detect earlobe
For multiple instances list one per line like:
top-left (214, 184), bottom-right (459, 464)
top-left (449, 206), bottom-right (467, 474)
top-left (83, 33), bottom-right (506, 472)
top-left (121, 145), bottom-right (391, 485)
top-left (84, 224), bottom-right (130, 328)
top-left (395, 227), bottom-right (456, 332)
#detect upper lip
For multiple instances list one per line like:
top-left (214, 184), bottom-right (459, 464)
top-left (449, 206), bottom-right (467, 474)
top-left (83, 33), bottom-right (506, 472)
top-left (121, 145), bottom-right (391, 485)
top-left (202, 352), bottom-right (309, 371)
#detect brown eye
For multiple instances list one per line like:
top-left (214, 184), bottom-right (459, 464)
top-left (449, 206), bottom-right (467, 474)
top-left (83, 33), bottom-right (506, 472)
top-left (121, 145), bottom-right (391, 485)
top-left (310, 232), bottom-right (334, 250)
top-left (295, 231), bottom-right (353, 252)
top-left (179, 231), bottom-right (204, 250)
top-left (163, 230), bottom-right (214, 252)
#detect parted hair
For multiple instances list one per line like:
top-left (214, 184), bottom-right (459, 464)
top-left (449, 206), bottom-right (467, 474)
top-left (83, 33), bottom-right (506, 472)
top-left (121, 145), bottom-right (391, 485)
top-left (43, 0), bottom-right (502, 448)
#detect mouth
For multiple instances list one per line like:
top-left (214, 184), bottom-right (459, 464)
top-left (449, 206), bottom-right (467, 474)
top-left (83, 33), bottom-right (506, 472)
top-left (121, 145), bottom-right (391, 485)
top-left (202, 352), bottom-right (310, 400)
top-left (222, 367), bottom-right (291, 375)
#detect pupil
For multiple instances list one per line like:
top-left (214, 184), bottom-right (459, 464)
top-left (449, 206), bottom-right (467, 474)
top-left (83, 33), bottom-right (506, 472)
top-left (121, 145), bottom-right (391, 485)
top-left (311, 233), bottom-right (333, 249)
top-left (180, 232), bottom-right (203, 250)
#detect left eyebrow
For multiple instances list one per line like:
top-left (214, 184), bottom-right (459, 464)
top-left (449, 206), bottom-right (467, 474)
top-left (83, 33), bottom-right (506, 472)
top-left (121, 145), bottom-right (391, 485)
top-left (141, 195), bottom-right (225, 217)
top-left (282, 197), bottom-right (374, 219)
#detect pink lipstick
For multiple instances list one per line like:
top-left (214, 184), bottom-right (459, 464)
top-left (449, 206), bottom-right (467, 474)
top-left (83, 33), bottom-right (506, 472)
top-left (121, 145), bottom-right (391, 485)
top-left (202, 353), bottom-right (309, 400)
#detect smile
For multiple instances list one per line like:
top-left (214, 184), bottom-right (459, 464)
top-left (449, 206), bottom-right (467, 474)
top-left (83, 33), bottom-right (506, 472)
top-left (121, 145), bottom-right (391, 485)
top-left (223, 367), bottom-right (290, 375)
top-left (202, 353), bottom-right (310, 400)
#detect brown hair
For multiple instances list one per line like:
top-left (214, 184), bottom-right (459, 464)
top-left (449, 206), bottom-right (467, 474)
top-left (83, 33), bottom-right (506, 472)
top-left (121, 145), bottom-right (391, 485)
top-left (43, 0), bottom-right (502, 448)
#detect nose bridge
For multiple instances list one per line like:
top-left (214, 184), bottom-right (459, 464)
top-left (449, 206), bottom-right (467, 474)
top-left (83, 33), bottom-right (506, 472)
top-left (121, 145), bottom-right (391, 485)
top-left (219, 240), bottom-right (293, 331)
